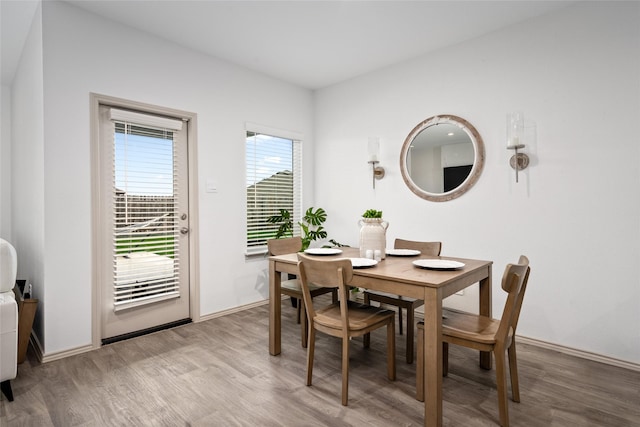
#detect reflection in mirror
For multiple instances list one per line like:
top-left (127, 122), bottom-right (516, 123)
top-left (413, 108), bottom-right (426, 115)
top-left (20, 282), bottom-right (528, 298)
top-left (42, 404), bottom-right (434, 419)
top-left (400, 115), bottom-right (484, 202)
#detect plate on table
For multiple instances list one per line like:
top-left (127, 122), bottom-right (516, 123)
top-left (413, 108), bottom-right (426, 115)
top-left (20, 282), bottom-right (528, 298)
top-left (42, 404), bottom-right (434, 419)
top-left (386, 249), bottom-right (421, 257)
top-left (349, 258), bottom-right (378, 268)
top-left (304, 248), bottom-right (343, 256)
top-left (412, 259), bottom-right (465, 270)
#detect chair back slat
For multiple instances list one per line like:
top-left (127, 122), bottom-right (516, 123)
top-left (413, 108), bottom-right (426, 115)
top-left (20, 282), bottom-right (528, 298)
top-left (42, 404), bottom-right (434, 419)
top-left (510, 256), bottom-right (531, 333)
top-left (496, 256), bottom-right (530, 345)
top-left (395, 238), bottom-right (441, 256)
top-left (296, 253), bottom-right (352, 289)
top-left (267, 236), bottom-right (302, 256)
top-left (297, 253), bottom-right (353, 330)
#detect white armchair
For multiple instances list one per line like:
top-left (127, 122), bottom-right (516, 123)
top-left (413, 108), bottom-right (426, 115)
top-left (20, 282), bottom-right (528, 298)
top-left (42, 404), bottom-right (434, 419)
top-left (0, 238), bottom-right (18, 401)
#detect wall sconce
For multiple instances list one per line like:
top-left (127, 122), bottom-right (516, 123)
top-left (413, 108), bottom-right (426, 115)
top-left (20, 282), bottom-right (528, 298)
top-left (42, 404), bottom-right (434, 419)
top-left (368, 137), bottom-right (385, 189)
top-left (506, 112), bottom-right (530, 183)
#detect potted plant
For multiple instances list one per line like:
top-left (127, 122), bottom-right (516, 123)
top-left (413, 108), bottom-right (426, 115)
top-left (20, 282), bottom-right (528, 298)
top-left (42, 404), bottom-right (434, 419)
top-left (267, 207), bottom-right (346, 309)
top-left (267, 207), bottom-right (328, 251)
top-left (362, 209), bottom-right (383, 219)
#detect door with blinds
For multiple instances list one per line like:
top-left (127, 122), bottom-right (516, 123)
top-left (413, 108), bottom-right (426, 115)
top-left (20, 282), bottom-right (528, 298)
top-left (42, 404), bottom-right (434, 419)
top-left (99, 106), bottom-right (190, 341)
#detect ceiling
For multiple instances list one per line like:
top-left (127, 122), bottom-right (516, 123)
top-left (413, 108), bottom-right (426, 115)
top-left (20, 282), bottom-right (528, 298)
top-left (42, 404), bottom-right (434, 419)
top-left (1, 1), bottom-right (577, 89)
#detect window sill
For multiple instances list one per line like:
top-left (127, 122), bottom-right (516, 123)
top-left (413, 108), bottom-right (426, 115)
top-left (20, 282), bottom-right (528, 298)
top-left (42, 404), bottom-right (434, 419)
top-left (245, 248), bottom-right (268, 259)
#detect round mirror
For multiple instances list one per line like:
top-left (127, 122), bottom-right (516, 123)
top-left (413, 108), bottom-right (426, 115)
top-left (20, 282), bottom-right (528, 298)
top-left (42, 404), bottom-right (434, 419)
top-left (400, 115), bottom-right (485, 202)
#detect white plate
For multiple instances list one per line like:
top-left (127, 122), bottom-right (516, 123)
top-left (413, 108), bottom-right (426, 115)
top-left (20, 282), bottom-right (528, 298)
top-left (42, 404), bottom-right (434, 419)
top-left (349, 258), bottom-right (378, 268)
top-left (304, 248), bottom-right (343, 256)
top-left (386, 249), bottom-right (421, 257)
top-left (412, 259), bottom-right (465, 270)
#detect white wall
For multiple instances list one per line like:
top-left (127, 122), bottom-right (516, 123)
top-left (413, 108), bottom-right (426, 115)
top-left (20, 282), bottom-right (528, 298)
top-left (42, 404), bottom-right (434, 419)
top-left (15, 1), bottom-right (314, 355)
top-left (0, 85), bottom-right (12, 241)
top-left (314, 2), bottom-right (640, 364)
top-left (8, 1), bottom-right (639, 364)
top-left (10, 3), bottom-right (46, 346)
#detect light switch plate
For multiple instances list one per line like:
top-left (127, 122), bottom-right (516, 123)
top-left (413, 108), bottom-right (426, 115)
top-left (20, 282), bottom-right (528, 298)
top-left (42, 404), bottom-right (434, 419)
top-left (206, 179), bottom-right (218, 193)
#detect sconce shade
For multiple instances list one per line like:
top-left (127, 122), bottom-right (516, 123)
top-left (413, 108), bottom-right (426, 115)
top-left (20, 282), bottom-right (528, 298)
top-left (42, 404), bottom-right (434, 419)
top-left (506, 112), bottom-right (529, 183)
top-left (507, 112), bottom-right (525, 148)
top-left (367, 137), bottom-right (384, 188)
top-left (368, 137), bottom-right (380, 162)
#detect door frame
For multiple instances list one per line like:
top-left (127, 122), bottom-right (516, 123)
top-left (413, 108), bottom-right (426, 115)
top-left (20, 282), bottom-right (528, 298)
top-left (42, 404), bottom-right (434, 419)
top-left (90, 93), bottom-right (200, 349)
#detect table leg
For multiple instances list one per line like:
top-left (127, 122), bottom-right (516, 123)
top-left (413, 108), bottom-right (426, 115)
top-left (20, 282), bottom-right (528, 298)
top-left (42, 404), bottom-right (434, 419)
top-left (423, 287), bottom-right (443, 427)
top-left (479, 265), bottom-right (492, 369)
top-left (269, 260), bottom-right (282, 355)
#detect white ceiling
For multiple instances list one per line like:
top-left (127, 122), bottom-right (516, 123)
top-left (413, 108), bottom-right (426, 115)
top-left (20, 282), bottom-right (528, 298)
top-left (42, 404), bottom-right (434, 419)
top-left (2, 0), bottom-right (577, 89)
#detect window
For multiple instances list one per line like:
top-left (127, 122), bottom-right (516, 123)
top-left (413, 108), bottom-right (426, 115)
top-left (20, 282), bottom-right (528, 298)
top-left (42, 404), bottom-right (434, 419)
top-left (245, 125), bottom-right (302, 255)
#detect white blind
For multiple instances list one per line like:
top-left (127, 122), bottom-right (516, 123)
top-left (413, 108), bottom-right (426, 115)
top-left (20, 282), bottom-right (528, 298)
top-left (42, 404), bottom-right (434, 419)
top-left (110, 110), bottom-right (181, 311)
top-left (246, 128), bottom-right (302, 254)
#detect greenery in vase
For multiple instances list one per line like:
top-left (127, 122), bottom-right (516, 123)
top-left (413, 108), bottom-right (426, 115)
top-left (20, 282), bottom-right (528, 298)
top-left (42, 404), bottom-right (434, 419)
top-left (325, 239), bottom-right (349, 248)
top-left (266, 207), bottom-right (328, 251)
top-left (362, 209), bottom-right (383, 218)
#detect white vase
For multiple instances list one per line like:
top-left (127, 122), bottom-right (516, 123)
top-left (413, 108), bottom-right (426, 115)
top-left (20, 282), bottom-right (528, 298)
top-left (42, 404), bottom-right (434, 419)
top-left (358, 218), bottom-right (389, 259)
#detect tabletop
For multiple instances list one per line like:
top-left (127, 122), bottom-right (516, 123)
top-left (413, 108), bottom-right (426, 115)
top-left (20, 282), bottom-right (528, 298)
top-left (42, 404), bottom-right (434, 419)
top-left (270, 246), bottom-right (492, 299)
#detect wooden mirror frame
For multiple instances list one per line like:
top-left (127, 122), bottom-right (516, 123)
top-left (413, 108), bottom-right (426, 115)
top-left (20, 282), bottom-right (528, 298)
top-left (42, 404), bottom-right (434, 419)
top-left (400, 115), bottom-right (485, 202)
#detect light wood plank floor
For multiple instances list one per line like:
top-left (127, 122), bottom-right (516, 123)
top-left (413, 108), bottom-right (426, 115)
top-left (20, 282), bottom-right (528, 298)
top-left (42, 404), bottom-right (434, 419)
top-left (2, 296), bottom-right (639, 426)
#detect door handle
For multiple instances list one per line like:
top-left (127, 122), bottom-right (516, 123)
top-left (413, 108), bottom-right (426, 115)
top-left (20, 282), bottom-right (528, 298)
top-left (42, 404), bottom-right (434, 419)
top-left (180, 227), bottom-right (189, 235)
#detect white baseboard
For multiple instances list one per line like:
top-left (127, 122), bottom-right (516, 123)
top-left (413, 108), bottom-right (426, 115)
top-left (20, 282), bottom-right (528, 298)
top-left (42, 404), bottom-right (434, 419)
top-left (256, 299), bottom-right (640, 372)
top-left (515, 335), bottom-right (640, 372)
top-left (198, 299), bottom-right (269, 322)
top-left (413, 309), bottom-right (640, 372)
top-left (30, 299), bottom-right (639, 373)
top-left (32, 331), bottom-right (94, 364)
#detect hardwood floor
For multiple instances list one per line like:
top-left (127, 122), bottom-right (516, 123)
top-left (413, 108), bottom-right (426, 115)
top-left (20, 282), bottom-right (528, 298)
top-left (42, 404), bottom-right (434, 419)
top-left (2, 296), bottom-right (639, 426)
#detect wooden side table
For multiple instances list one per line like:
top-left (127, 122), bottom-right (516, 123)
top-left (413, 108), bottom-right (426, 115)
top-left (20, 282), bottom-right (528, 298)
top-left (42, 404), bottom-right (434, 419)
top-left (12, 286), bottom-right (38, 364)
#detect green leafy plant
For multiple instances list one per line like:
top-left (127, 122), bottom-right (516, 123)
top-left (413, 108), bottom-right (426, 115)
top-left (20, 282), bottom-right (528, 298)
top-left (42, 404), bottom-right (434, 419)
top-left (325, 239), bottom-right (349, 248)
top-left (267, 207), bottom-right (328, 251)
top-left (266, 209), bottom-right (293, 239)
top-left (362, 209), bottom-right (383, 218)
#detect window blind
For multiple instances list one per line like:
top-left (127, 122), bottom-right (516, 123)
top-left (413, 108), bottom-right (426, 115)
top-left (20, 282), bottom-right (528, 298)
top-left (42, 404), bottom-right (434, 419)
top-left (246, 129), bottom-right (302, 255)
top-left (110, 110), bottom-right (182, 311)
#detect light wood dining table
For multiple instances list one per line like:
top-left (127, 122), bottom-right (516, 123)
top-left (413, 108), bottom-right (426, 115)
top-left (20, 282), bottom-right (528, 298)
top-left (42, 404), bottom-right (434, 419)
top-left (268, 246), bottom-right (492, 427)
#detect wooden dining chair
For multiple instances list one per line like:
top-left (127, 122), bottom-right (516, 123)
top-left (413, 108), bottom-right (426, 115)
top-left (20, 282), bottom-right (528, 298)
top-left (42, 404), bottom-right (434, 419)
top-left (267, 237), bottom-right (337, 348)
top-left (416, 255), bottom-right (531, 427)
top-left (267, 236), bottom-right (338, 348)
top-left (363, 238), bottom-right (442, 363)
top-left (297, 253), bottom-right (396, 406)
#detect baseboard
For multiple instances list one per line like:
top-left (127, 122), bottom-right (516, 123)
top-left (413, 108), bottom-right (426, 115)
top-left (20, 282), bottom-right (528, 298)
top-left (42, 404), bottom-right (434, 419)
top-left (29, 331), bottom-right (44, 362)
top-left (31, 299), bottom-right (270, 363)
top-left (198, 299), bottom-right (269, 322)
top-left (30, 332), bottom-right (95, 364)
top-left (515, 335), bottom-right (640, 372)
top-left (29, 298), bottom-right (639, 372)
top-left (412, 309), bottom-right (640, 372)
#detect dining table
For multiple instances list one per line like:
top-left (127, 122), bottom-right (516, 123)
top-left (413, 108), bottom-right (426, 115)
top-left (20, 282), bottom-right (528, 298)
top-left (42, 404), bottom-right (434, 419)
top-left (268, 246), bottom-right (493, 427)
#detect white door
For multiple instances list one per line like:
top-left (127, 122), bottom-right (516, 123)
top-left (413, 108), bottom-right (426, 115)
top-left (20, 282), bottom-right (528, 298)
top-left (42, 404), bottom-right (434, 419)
top-left (98, 105), bottom-right (191, 341)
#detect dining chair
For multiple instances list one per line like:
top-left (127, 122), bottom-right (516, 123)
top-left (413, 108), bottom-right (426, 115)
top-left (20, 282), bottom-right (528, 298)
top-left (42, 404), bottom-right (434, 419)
top-left (416, 255), bottom-right (531, 427)
top-left (297, 253), bottom-right (396, 406)
top-left (267, 237), bottom-right (337, 348)
top-left (363, 238), bottom-right (442, 363)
